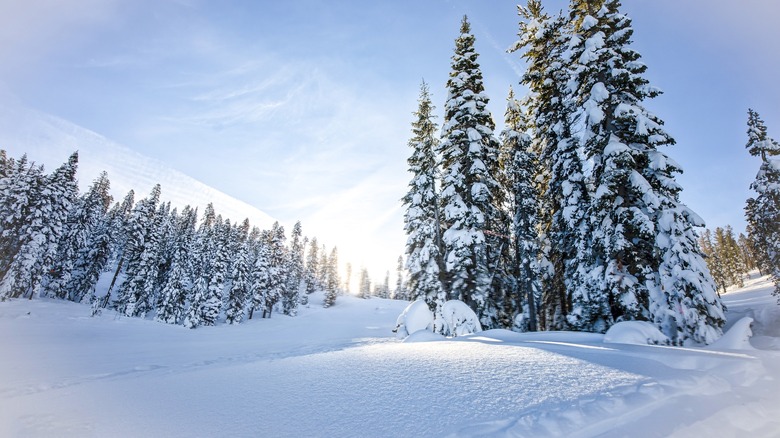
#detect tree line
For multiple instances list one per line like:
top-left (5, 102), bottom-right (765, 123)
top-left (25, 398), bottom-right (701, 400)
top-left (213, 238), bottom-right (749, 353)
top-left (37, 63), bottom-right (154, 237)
top-left (0, 150), bottom-right (347, 327)
top-left (402, 0), bottom-right (727, 345)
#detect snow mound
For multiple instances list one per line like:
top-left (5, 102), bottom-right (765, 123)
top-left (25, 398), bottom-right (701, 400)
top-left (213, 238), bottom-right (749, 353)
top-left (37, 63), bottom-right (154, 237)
top-left (403, 330), bottom-right (446, 343)
top-left (393, 300), bottom-right (433, 338)
top-left (706, 317), bottom-right (755, 351)
top-left (603, 321), bottom-right (670, 345)
top-left (440, 300), bottom-right (482, 337)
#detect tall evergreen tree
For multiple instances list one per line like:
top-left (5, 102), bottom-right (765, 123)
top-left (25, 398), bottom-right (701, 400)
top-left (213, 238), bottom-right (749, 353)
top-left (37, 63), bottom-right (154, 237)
top-left (156, 205), bottom-right (197, 324)
top-left (500, 87), bottom-right (540, 331)
top-left (323, 247), bottom-right (339, 307)
top-left (114, 184), bottom-right (162, 317)
top-left (263, 222), bottom-right (288, 318)
top-left (439, 16), bottom-right (508, 328)
top-left (304, 236), bottom-right (321, 293)
top-left (403, 81), bottom-right (446, 310)
top-left (358, 267), bottom-right (371, 299)
top-left (98, 189), bottom-right (135, 311)
top-left (224, 242), bottom-right (251, 324)
top-left (513, 1), bottom-right (574, 330)
top-left (59, 172), bottom-right (113, 303)
top-left (565, 0), bottom-right (724, 343)
top-left (744, 109), bottom-right (780, 297)
top-left (283, 221), bottom-right (304, 316)
top-left (394, 255), bottom-right (408, 300)
top-left (248, 240), bottom-right (272, 320)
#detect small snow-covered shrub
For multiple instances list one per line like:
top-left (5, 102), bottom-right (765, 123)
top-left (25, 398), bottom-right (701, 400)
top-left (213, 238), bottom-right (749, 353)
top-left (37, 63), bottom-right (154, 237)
top-left (604, 321), bottom-right (670, 345)
top-left (393, 300), bottom-right (433, 338)
top-left (706, 317), bottom-right (754, 350)
top-left (439, 300), bottom-right (482, 337)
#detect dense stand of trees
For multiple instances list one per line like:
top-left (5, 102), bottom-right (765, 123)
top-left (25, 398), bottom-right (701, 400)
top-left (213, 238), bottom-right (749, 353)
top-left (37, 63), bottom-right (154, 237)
top-left (0, 150), bottom-right (345, 328)
top-left (402, 0), bottom-right (727, 344)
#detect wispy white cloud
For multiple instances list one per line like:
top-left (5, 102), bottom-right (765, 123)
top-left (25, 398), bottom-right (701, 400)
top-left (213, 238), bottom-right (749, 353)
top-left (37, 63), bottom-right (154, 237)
top-left (0, 0), bottom-right (126, 70)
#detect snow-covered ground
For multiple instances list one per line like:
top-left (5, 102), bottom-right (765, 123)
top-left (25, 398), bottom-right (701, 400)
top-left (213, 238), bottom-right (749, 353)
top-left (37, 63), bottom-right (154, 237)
top-left (1, 275), bottom-right (779, 437)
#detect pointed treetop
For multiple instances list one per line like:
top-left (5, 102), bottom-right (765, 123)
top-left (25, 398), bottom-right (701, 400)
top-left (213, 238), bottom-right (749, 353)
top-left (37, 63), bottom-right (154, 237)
top-left (570, 0), bottom-right (604, 17)
top-left (460, 15), bottom-right (471, 34)
top-left (524, 0), bottom-right (544, 18)
top-left (746, 108), bottom-right (780, 160)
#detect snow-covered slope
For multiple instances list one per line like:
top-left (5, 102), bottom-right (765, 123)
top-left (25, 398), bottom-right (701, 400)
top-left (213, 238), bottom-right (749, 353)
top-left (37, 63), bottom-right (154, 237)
top-left (0, 97), bottom-right (275, 229)
top-left (1, 278), bottom-right (779, 437)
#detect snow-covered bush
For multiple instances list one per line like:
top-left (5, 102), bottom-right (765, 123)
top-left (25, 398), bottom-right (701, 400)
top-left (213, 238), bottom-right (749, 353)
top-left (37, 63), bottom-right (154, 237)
top-left (393, 299), bottom-right (483, 339)
top-left (603, 321), bottom-right (670, 345)
top-left (439, 300), bottom-right (482, 337)
top-left (393, 300), bottom-right (433, 338)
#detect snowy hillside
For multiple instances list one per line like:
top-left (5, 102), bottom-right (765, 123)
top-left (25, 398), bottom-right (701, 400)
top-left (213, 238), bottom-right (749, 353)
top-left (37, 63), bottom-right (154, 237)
top-left (1, 276), bottom-right (779, 437)
top-left (0, 97), bottom-right (275, 230)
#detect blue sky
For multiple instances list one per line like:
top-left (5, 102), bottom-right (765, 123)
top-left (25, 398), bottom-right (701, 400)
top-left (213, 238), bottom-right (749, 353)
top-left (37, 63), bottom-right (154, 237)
top-left (1, 0), bottom-right (778, 282)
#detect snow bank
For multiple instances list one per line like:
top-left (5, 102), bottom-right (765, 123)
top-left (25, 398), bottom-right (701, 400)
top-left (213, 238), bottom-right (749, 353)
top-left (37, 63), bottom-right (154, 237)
top-left (706, 317), bottom-right (755, 351)
top-left (393, 300), bottom-right (433, 338)
top-left (440, 300), bottom-right (482, 337)
top-left (603, 321), bottom-right (670, 345)
top-left (403, 330), bottom-right (446, 343)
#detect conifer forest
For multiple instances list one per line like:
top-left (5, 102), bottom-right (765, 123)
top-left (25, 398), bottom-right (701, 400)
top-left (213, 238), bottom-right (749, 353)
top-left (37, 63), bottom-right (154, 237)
top-left (2, 1), bottom-right (780, 436)
top-left (1, 0), bottom-right (777, 344)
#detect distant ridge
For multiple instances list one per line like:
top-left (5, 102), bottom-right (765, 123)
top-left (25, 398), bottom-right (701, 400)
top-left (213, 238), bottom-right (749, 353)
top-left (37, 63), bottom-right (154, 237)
top-left (0, 98), bottom-right (276, 230)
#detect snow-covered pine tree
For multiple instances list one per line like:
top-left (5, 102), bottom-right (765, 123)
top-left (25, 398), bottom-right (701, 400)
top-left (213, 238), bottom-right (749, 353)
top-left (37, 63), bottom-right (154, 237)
top-left (499, 87), bottom-right (541, 331)
top-left (57, 171), bottom-right (113, 303)
top-left (323, 246), bottom-right (339, 307)
top-left (439, 16), bottom-right (509, 328)
top-left (304, 236), bottom-right (321, 294)
top-left (0, 152), bottom-right (78, 300)
top-left (248, 239), bottom-right (272, 320)
top-left (318, 244), bottom-right (329, 289)
top-left (283, 220), bottom-right (304, 316)
top-left (0, 150), bottom-right (9, 178)
top-left (183, 276), bottom-right (211, 329)
top-left (744, 109), bottom-right (780, 297)
top-left (262, 222), bottom-right (289, 318)
top-left (566, 0), bottom-right (654, 332)
top-left (155, 205), bottom-right (197, 324)
top-left (183, 214), bottom-right (228, 328)
top-left (300, 236), bottom-right (310, 305)
top-left (189, 203), bottom-right (215, 280)
top-left (394, 255), bottom-right (408, 300)
top-left (224, 242), bottom-right (251, 324)
top-left (151, 202), bottom-right (177, 298)
top-left (358, 267), bottom-right (371, 299)
top-left (204, 216), bottom-right (230, 323)
top-left (566, 0), bottom-right (724, 343)
top-left (380, 271), bottom-right (391, 299)
top-left (403, 81), bottom-right (446, 309)
top-left (98, 189), bottom-right (135, 311)
top-left (114, 184), bottom-right (162, 317)
top-left (513, 1), bottom-right (575, 330)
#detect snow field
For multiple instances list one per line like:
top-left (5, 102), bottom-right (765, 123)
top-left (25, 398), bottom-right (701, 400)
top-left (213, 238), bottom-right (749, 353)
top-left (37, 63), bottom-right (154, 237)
top-left (1, 276), bottom-right (780, 437)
